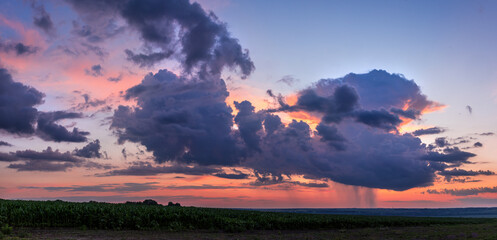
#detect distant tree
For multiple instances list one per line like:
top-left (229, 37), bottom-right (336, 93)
top-left (143, 199), bottom-right (158, 205)
top-left (168, 201), bottom-right (181, 207)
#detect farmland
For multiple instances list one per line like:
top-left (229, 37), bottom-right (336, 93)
top-left (1, 199), bottom-right (496, 239)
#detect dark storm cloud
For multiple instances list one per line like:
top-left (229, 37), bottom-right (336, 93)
top-left (110, 67), bottom-right (465, 191)
top-left (263, 114), bottom-right (283, 135)
top-left (74, 140), bottom-right (102, 158)
top-left (276, 70), bottom-right (439, 123)
top-left (100, 161), bottom-right (219, 176)
top-left (354, 109), bottom-right (402, 131)
top-left (234, 112), bottom-right (436, 191)
top-left (427, 186), bottom-right (497, 196)
top-left (30, 1), bottom-right (56, 36)
top-left (323, 70), bottom-right (440, 112)
top-left (288, 85), bottom-right (359, 124)
top-left (0, 68), bottom-right (44, 134)
top-left (234, 101), bottom-right (263, 152)
top-left (85, 64), bottom-right (103, 77)
top-left (310, 129), bottom-right (436, 191)
top-left (66, 0), bottom-right (254, 76)
top-left (0, 141), bottom-right (12, 147)
top-left (412, 127), bottom-right (445, 136)
top-left (36, 111), bottom-right (89, 142)
top-left (274, 70), bottom-right (439, 132)
top-left (112, 69), bottom-right (239, 165)
top-left (427, 162), bottom-right (450, 171)
top-left (315, 123), bottom-right (346, 151)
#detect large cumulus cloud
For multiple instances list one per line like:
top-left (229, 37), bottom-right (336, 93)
top-left (273, 70), bottom-right (441, 129)
top-left (66, 0), bottom-right (254, 77)
top-left (235, 101), bottom-right (435, 191)
top-left (112, 69), bottom-right (240, 165)
top-left (109, 68), bottom-right (479, 191)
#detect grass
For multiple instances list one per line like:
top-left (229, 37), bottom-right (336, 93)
top-left (1, 199), bottom-right (497, 239)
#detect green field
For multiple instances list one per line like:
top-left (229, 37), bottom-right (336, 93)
top-left (1, 199), bottom-right (496, 239)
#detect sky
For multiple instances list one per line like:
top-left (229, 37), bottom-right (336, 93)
top-left (0, 0), bottom-right (496, 208)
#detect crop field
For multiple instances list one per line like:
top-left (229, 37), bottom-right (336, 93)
top-left (1, 199), bottom-right (496, 239)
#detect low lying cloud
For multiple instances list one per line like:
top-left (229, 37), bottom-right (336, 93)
top-left (0, 142), bottom-right (112, 172)
top-left (439, 168), bottom-right (495, 182)
top-left (412, 127), bottom-right (445, 136)
top-left (427, 187), bottom-right (497, 196)
top-left (23, 182), bottom-right (161, 192)
top-left (99, 161), bottom-right (219, 176)
top-left (213, 170), bottom-right (250, 179)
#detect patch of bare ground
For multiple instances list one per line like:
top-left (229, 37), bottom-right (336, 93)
top-left (6, 223), bottom-right (497, 240)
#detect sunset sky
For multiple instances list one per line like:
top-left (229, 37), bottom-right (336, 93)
top-left (1, 0), bottom-right (497, 208)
